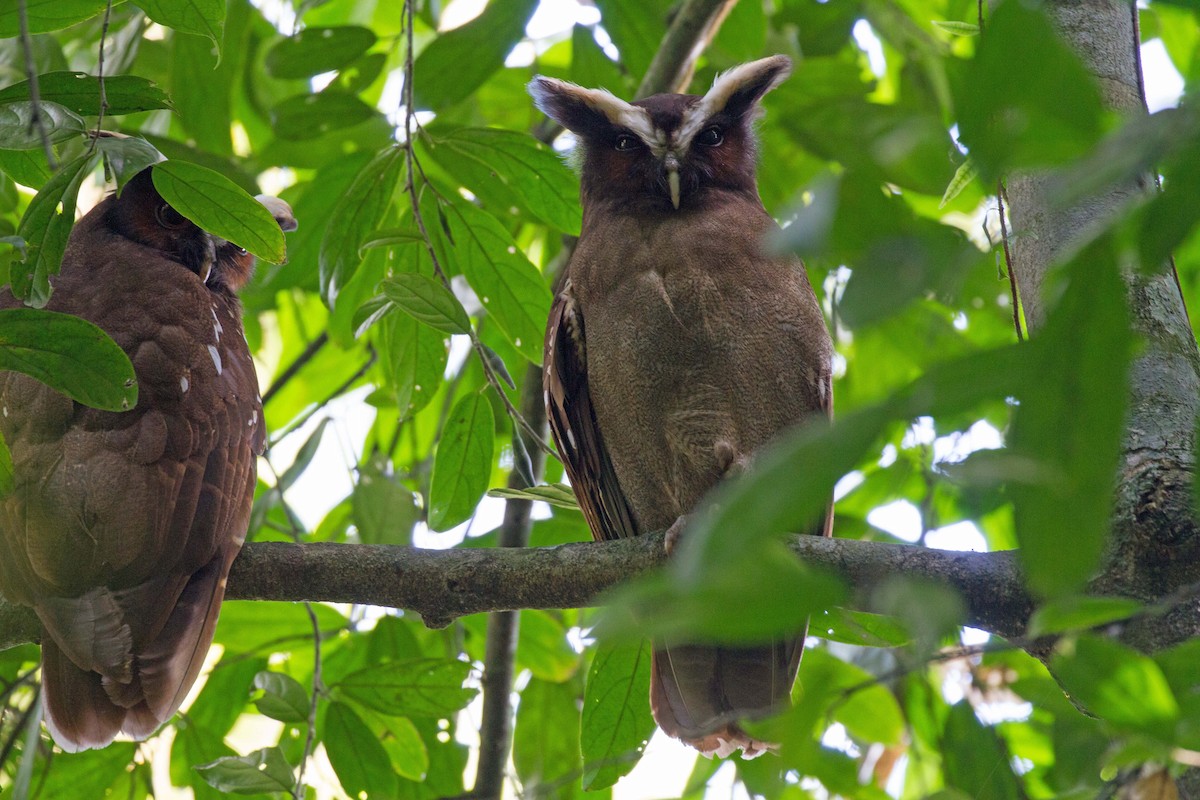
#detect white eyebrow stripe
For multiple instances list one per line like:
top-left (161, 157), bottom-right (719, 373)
top-left (565, 84), bottom-right (661, 151)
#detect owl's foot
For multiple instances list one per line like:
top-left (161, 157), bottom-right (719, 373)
top-left (664, 514), bottom-right (691, 555)
top-left (714, 440), bottom-right (751, 478)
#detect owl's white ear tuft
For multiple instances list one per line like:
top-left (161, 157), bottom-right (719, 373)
top-left (676, 55), bottom-right (792, 150)
top-left (528, 77), bottom-right (656, 143)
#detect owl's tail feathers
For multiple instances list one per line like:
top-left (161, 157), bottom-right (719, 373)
top-left (38, 549), bottom-right (234, 751)
top-left (650, 639), bottom-right (803, 758)
top-left (41, 639), bottom-right (126, 752)
top-left (129, 549), bottom-right (231, 727)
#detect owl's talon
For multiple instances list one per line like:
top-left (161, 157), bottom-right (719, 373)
top-left (664, 514), bottom-right (690, 555)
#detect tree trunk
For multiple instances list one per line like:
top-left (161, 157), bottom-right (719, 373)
top-left (1006, 2), bottom-right (1200, 792)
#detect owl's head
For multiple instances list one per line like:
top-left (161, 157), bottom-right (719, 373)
top-left (529, 55), bottom-right (790, 214)
top-left (107, 167), bottom-right (296, 292)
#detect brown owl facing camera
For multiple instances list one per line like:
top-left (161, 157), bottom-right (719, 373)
top-left (530, 56), bottom-right (833, 757)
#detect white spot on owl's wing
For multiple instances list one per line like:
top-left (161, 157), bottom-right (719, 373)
top-left (207, 345), bottom-right (223, 375)
top-left (180, 376), bottom-right (189, 393)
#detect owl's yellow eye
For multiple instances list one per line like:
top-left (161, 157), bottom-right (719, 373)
top-left (696, 126), bottom-right (724, 146)
top-left (614, 134), bottom-right (640, 152)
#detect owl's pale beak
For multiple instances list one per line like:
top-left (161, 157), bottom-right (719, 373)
top-left (664, 154), bottom-right (681, 210)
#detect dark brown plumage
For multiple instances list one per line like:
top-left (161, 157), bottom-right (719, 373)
top-left (531, 56), bottom-right (833, 757)
top-left (0, 166), bottom-right (296, 751)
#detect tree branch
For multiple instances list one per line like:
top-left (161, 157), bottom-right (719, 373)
top-left (0, 537), bottom-right (1034, 653)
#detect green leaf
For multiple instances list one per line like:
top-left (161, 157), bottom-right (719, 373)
top-left (0, 0), bottom-right (110, 36)
top-left (1053, 634), bottom-right (1179, 737)
top-left (319, 146), bottom-right (405, 305)
top-left (0, 101), bottom-right (86, 150)
top-left (0, 308), bottom-right (137, 412)
top-left (251, 671), bottom-right (309, 723)
top-left (352, 460), bottom-right (418, 545)
top-left (138, 0), bottom-right (225, 50)
top-left (151, 160), bottom-right (286, 263)
top-left (413, 0), bottom-right (539, 110)
top-left (1008, 243), bottom-right (1131, 598)
top-left (580, 640), bottom-right (654, 791)
top-left (428, 128), bottom-right (581, 234)
top-left (381, 272), bottom-right (472, 335)
top-left (95, 135), bottom-right (164, 193)
top-left (955, 0), bottom-right (1104, 180)
top-left (441, 199), bottom-right (551, 364)
top-left (276, 417), bottom-right (330, 494)
top-left (1027, 596), bottom-right (1144, 638)
top-left (592, 0), bottom-right (671, 80)
top-left (0, 72), bottom-right (173, 116)
top-left (335, 659), bottom-right (477, 717)
top-left (265, 26), bottom-right (378, 79)
top-left (940, 158), bottom-right (978, 208)
top-left (932, 20), bottom-right (980, 36)
top-left (513, 677), bottom-right (583, 798)
top-left (12, 152), bottom-right (94, 306)
top-left (380, 716), bottom-right (429, 781)
top-left (359, 227), bottom-right (423, 252)
top-left (195, 747), bottom-right (296, 794)
top-left (271, 91), bottom-right (378, 141)
top-left (323, 702), bottom-right (399, 799)
top-left (517, 610), bottom-right (580, 683)
top-left (384, 310), bottom-right (448, 419)
top-left (818, 607), bottom-right (912, 648)
top-left (428, 393), bottom-right (495, 532)
top-left (942, 703), bottom-right (1023, 800)
top-left (214, 602), bottom-right (347, 652)
top-left (486, 483), bottom-right (580, 510)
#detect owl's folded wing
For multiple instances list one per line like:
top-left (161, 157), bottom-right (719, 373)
top-left (543, 280), bottom-right (638, 541)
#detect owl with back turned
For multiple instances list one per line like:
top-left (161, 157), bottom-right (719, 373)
top-left (0, 166), bottom-right (296, 750)
top-left (529, 56), bottom-right (833, 756)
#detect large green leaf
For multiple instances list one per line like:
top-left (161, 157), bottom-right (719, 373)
top-left (413, 0), bottom-right (539, 110)
top-left (323, 702), bottom-right (399, 799)
top-left (439, 198), bottom-right (551, 364)
top-left (428, 128), bottom-right (581, 234)
top-left (580, 640), bottom-right (654, 791)
top-left (428, 392), bottom-right (495, 532)
top-left (11, 152), bottom-right (94, 306)
top-left (0, 0), bottom-right (112, 36)
top-left (0, 308), bottom-right (137, 411)
top-left (1008, 242), bottom-right (1130, 598)
top-left (513, 677), bottom-right (583, 798)
top-left (138, 0), bottom-right (225, 50)
top-left (381, 272), bottom-right (472, 335)
top-left (955, 0), bottom-right (1105, 180)
top-left (271, 90), bottom-right (379, 141)
top-left (335, 659), bottom-right (477, 717)
top-left (942, 703), bottom-right (1023, 800)
top-left (0, 72), bottom-right (172, 115)
top-left (0, 101), bottom-right (85, 150)
top-left (319, 145), bottom-right (405, 305)
top-left (1053, 634), bottom-right (1179, 739)
top-left (195, 747), bottom-right (296, 795)
top-left (151, 160), bottom-right (286, 263)
top-left (265, 26), bottom-right (377, 79)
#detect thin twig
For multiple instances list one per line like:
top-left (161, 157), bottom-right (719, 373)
top-left (17, 0), bottom-right (57, 169)
top-left (261, 454), bottom-right (322, 800)
top-left (398, 1), bottom-right (553, 459)
top-left (996, 179), bottom-right (1023, 342)
top-left (89, 0), bottom-right (114, 152)
top-left (266, 349), bottom-right (376, 448)
top-left (262, 332), bottom-right (329, 406)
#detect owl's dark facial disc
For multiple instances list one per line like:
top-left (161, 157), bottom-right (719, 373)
top-left (529, 55), bottom-right (793, 214)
